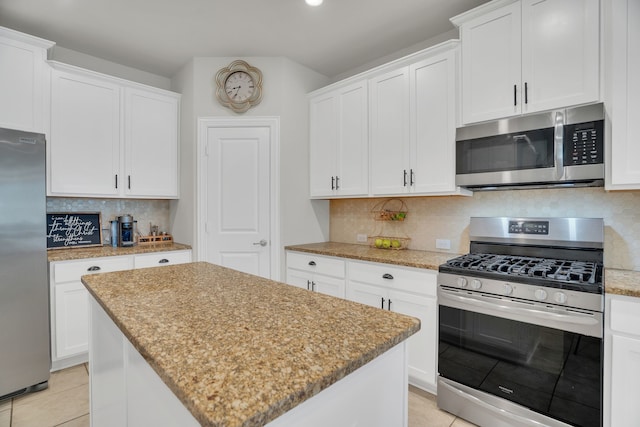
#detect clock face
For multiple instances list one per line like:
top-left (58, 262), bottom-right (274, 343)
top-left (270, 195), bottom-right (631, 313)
top-left (224, 71), bottom-right (255, 103)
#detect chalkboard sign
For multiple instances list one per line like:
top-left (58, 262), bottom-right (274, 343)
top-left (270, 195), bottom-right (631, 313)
top-left (46, 212), bottom-right (103, 249)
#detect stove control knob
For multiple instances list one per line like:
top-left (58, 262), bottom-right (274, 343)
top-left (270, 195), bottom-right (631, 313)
top-left (554, 292), bottom-right (568, 304)
top-left (457, 277), bottom-right (468, 288)
top-left (503, 284), bottom-right (513, 295)
top-left (471, 279), bottom-right (482, 290)
top-left (534, 289), bottom-right (548, 301)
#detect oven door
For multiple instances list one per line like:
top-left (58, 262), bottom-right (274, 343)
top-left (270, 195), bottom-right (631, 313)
top-left (437, 286), bottom-right (603, 427)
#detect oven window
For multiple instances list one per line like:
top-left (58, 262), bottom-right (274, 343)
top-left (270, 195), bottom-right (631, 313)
top-left (456, 127), bottom-right (555, 174)
top-left (439, 305), bottom-right (602, 427)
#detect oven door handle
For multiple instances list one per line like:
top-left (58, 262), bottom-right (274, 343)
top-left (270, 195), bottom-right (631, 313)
top-left (439, 290), bottom-right (600, 327)
top-left (438, 379), bottom-right (553, 427)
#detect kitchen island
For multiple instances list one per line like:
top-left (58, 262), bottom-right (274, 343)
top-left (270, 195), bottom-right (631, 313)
top-left (82, 262), bottom-right (420, 427)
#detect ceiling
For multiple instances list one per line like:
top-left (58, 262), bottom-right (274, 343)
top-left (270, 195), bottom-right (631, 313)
top-left (0, 0), bottom-right (488, 80)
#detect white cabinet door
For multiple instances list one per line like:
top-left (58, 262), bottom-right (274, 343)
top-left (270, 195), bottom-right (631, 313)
top-left (608, 0), bottom-right (640, 189)
top-left (313, 275), bottom-right (346, 299)
top-left (124, 88), bottom-right (179, 198)
top-left (610, 334), bottom-right (640, 427)
top-left (370, 67), bottom-right (411, 195)
top-left (388, 289), bottom-right (437, 391)
top-left (49, 68), bottom-right (121, 196)
top-left (0, 28), bottom-right (52, 133)
top-left (521, 0), bottom-right (599, 114)
top-left (460, 2), bottom-right (522, 124)
top-left (336, 81), bottom-right (368, 196)
top-left (309, 92), bottom-right (338, 198)
top-left (286, 268), bottom-right (313, 291)
top-left (347, 281), bottom-right (387, 310)
top-left (309, 81), bottom-right (368, 198)
top-left (54, 281), bottom-right (89, 359)
top-left (410, 50), bottom-right (457, 194)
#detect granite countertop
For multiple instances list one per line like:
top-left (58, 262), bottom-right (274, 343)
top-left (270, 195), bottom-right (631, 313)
top-left (47, 242), bottom-right (191, 262)
top-left (81, 262), bottom-right (420, 427)
top-left (286, 242), bottom-right (640, 298)
top-left (605, 269), bottom-right (640, 298)
top-left (285, 242), bottom-right (456, 271)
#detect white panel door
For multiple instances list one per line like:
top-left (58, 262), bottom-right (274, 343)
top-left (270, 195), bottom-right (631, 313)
top-left (610, 334), bottom-right (640, 427)
top-left (521, 0), bottom-right (599, 114)
top-left (54, 282), bottom-right (89, 359)
top-left (124, 88), bottom-right (179, 198)
top-left (49, 69), bottom-right (121, 196)
top-left (203, 125), bottom-right (271, 278)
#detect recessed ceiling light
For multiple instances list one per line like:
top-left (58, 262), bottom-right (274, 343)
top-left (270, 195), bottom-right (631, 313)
top-left (305, 0), bottom-right (323, 6)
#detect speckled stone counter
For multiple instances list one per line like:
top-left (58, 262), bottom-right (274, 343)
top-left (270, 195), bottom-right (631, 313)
top-left (605, 268), bottom-right (640, 298)
top-left (47, 242), bottom-right (191, 262)
top-left (82, 262), bottom-right (420, 427)
top-left (284, 242), bottom-right (457, 271)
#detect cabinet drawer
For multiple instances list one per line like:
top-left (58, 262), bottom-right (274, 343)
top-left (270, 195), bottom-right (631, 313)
top-left (133, 250), bottom-right (192, 269)
top-left (53, 256), bottom-right (133, 283)
top-left (610, 296), bottom-right (640, 336)
top-left (286, 251), bottom-right (345, 278)
top-left (348, 260), bottom-right (436, 296)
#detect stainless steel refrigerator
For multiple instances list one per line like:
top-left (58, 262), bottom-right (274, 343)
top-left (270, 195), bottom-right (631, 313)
top-left (0, 127), bottom-right (50, 400)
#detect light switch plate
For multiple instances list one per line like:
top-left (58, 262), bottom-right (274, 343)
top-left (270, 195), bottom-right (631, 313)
top-left (436, 239), bottom-right (451, 250)
top-left (356, 234), bottom-right (368, 243)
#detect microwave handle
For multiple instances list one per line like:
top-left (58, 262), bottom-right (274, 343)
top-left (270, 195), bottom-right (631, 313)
top-left (554, 110), bottom-right (565, 180)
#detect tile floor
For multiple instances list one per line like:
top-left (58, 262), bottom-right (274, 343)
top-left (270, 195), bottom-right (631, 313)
top-left (0, 366), bottom-right (475, 427)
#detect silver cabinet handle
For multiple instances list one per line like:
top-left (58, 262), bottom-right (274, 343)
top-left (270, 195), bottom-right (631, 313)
top-left (158, 259), bottom-right (169, 264)
top-left (253, 239), bottom-right (268, 247)
top-left (87, 266), bottom-right (101, 272)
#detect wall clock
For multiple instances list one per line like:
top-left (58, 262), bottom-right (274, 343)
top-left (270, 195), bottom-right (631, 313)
top-left (215, 60), bottom-right (263, 113)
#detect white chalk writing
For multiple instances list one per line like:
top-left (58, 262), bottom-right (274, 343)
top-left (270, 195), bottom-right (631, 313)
top-left (47, 214), bottom-right (98, 247)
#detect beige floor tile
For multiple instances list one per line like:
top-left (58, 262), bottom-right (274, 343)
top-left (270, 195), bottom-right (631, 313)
top-left (451, 417), bottom-right (478, 427)
top-left (0, 408), bottom-right (10, 427)
top-left (13, 364), bottom-right (88, 407)
top-left (408, 387), bottom-right (457, 427)
top-left (56, 414), bottom-right (90, 427)
top-left (11, 383), bottom-right (89, 427)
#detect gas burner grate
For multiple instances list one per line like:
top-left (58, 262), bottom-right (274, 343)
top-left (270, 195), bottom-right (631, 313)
top-left (445, 254), bottom-right (600, 285)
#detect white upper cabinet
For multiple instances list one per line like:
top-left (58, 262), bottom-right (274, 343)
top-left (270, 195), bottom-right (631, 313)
top-left (370, 42), bottom-right (469, 196)
top-left (48, 62), bottom-right (180, 198)
top-left (369, 68), bottom-right (411, 195)
top-left (124, 88), bottom-right (179, 198)
top-left (0, 27), bottom-right (54, 133)
top-left (309, 80), bottom-right (368, 198)
top-left (606, 0), bottom-right (640, 189)
top-left (49, 67), bottom-right (121, 196)
top-left (453, 0), bottom-right (600, 124)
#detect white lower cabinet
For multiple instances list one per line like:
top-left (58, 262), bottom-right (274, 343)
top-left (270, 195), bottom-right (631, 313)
top-left (605, 294), bottom-right (640, 427)
top-left (50, 249), bottom-right (191, 371)
top-left (347, 260), bottom-right (438, 392)
top-left (285, 251), bottom-right (346, 299)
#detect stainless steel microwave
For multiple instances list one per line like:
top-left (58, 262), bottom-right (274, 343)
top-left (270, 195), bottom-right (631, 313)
top-left (455, 103), bottom-right (604, 190)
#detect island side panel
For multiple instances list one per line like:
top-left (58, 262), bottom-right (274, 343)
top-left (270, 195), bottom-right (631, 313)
top-left (265, 342), bottom-right (409, 427)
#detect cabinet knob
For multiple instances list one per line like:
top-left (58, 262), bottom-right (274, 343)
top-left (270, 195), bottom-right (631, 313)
top-left (382, 273), bottom-right (394, 280)
top-left (87, 266), bottom-right (101, 272)
top-left (308, 261), bottom-right (316, 266)
top-left (158, 259), bottom-right (169, 264)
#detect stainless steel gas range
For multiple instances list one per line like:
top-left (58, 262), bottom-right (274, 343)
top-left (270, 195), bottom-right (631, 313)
top-left (437, 217), bottom-right (604, 427)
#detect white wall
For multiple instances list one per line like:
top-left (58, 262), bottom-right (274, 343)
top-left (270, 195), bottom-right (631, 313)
top-left (170, 56), bottom-right (330, 278)
top-left (50, 45), bottom-right (171, 90)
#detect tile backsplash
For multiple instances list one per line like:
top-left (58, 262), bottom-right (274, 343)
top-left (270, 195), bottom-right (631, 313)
top-left (330, 187), bottom-right (640, 271)
top-left (47, 198), bottom-right (170, 244)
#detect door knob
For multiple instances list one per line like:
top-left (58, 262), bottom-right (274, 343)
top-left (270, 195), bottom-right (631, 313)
top-left (253, 239), bottom-right (268, 247)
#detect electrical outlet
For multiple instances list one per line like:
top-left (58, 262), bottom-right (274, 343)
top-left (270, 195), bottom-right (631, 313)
top-left (436, 239), bottom-right (451, 250)
top-left (356, 234), bottom-right (368, 243)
